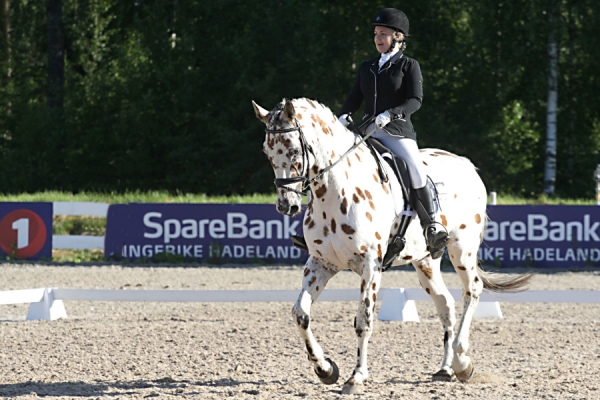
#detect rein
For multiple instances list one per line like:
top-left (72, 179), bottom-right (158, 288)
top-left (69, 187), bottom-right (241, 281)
top-left (265, 116), bottom-right (376, 196)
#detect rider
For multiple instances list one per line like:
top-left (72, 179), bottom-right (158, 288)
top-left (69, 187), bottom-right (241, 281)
top-left (338, 8), bottom-right (447, 260)
top-left (292, 8), bottom-right (447, 260)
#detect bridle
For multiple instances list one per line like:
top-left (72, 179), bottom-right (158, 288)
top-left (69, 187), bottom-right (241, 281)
top-left (264, 115), bottom-right (377, 196)
top-left (264, 118), bottom-right (313, 195)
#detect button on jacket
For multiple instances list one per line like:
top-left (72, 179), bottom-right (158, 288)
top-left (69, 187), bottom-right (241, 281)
top-left (339, 50), bottom-right (423, 140)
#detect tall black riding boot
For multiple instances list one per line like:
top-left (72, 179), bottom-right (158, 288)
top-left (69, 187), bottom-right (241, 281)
top-left (291, 235), bottom-right (308, 252)
top-left (413, 186), bottom-right (448, 259)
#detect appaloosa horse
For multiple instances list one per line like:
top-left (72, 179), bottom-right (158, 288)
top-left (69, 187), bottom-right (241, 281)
top-left (252, 98), bottom-right (531, 395)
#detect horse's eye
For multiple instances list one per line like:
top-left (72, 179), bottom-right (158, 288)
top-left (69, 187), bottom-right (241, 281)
top-left (289, 149), bottom-right (300, 158)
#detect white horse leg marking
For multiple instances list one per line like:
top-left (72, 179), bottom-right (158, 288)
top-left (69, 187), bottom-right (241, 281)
top-left (447, 241), bottom-right (483, 381)
top-left (291, 257), bottom-right (338, 378)
top-left (412, 256), bottom-right (456, 381)
top-left (343, 257), bottom-right (382, 394)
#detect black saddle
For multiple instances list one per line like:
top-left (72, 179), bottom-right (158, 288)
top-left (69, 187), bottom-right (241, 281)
top-left (366, 138), bottom-right (437, 213)
top-left (365, 138), bottom-right (438, 271)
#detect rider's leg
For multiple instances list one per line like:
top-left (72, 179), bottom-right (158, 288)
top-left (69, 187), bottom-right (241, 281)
top-left (371, 129), bottom-right (448, 259)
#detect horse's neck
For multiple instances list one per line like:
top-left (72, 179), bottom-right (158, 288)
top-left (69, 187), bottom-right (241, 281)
top-left (309, 123), bottom-right (371, 193)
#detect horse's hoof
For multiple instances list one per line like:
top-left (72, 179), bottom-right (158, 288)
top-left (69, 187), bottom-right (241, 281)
top-left (432, 369), bottom-right (454, 382)
top-left (341, 378), bottom-right (363, 395)
top-left (315, 358), bottom-right (339, 385)
top-left (455, 361), bottom-right (475, 382)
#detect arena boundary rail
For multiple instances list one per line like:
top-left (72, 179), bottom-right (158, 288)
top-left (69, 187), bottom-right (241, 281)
top-left (53, 202), bottom-right (108, 249)
top-left (0, 287), bottom-right (598, 322)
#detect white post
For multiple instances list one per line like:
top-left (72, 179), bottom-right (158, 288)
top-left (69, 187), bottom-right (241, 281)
top-left (26, 288), bottom-right (68, 321)
top-left (378, 288), bottom-right (420, 322)
top-left (489, 191), bottom-right (497, 205)
top-left (473, 302), bottom-right (503, 319)
top-left (594, 165), bottom-right (600, 206)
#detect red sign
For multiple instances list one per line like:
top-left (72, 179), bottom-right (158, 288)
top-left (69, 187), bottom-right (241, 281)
top-left (0, 204), bottom-right (52, 259)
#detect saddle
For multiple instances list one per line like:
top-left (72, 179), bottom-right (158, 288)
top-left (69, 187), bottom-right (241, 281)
top-left (365, 138), bottom-right (439, 271)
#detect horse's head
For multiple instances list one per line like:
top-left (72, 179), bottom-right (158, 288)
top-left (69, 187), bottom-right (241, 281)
top-left (252, 99), bottom-right (308, 217)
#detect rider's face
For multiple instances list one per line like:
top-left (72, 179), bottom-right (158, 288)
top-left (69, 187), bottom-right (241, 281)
top-left (373, 26), bottom-right (399, 54)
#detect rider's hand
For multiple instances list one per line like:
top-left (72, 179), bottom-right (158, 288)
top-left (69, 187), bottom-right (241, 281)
top-left (375, 111), bottom-right (391, 128)
top-left (338, 114), bottom-right (353, 127)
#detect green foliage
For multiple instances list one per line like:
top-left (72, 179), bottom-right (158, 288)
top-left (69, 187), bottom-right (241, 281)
top-left (484, 101), bottom-right (541, 195)
top-left (0, 190), bottom-right (277, 204)
top-left (0, 0), bottom-right (599, 197)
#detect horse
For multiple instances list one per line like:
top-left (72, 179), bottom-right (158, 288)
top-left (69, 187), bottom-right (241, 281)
top-left (252, 97), bottom-right (532, 395)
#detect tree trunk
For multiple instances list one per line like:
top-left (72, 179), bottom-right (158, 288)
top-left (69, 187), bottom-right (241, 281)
top-left (46, 0), bottom-right (64, 112)
top-left (544, 12), bottom-right (558, 195)
top-left (2, 0), bottom-right (12, 120)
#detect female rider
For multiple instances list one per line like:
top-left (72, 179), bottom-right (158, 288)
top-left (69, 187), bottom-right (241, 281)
top-left (292, 8), bottom-right (447, 260)
top-left (337, 8), bottom-right (447, 260)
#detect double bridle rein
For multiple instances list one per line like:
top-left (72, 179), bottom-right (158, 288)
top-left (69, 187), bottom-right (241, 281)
top-left (264, 116), bottom-right (377, 196)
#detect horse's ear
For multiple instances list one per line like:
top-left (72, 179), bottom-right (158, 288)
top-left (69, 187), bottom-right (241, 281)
top-left (252, 100), bottom-right (269, 124)
top-left (283, 99), bottom-right (296, 122)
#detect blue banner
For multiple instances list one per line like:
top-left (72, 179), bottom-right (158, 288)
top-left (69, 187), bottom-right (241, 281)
top-left (480, 205), bottom-right (600, 268)
top-left (0, 202), bottom-right (52, 260)
top-left (104, 203), bottom-right (600, 268)
top-left (104, 204), bottom-right (306, 263)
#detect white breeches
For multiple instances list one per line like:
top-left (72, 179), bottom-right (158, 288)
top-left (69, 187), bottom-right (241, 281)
top-left (370, 126), bottom-right (427, 189)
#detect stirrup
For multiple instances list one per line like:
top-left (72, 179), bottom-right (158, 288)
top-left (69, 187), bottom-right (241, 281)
top-left (291, 235), bottom-right (308, 252)
top-left (424, 222), bottom-right (448, 260)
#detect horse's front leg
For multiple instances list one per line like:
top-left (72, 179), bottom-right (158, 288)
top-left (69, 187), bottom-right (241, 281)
top-left (342, 257), bottom-right (382, 395)
top-left (292, 257), bottom-right (339, 385)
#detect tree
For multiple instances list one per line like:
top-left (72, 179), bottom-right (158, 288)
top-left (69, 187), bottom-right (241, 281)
top-left (46, 0), bottom-right (64, 111)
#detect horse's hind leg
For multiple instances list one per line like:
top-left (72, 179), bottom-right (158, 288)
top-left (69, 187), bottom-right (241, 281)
top-left (292, 257), bottom-right (339, 385)
top-left (413, 256), bottom-right (456, 381)
top-left (447, 240), bottom-right (484, 382)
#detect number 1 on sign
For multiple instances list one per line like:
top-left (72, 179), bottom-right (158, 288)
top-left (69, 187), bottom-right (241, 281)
top-left (12, 218), bottom-right (29, 249)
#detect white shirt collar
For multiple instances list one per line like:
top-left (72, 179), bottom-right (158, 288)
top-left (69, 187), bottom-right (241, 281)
top-left (378, 49), bottom-right (400, 70)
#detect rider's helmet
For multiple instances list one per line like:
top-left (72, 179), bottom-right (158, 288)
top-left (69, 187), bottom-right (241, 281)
top-left (371, 8), bottom-right (409, 36)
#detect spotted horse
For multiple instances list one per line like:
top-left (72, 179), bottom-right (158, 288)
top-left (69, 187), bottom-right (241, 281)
top-left (252, 98), bottom-right (532, 395)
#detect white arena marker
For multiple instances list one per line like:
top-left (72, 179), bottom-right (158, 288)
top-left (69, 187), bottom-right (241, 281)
top-left (26, 288), bottom-right (68, 321)
top-left (378, 288), bottom-right (420, 322)
top-left (473, 301), bottom-right (503, 319)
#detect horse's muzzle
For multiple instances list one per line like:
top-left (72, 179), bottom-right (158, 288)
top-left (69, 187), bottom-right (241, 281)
top-left (276, 197), bottom-right (302, 217)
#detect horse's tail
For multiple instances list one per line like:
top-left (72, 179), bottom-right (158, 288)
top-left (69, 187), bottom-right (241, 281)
top-left (476, 212), bottom-right (534, 293)
top-left (476, 264), bottom-right (534, 293)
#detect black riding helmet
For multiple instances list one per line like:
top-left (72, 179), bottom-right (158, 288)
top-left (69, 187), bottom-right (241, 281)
top-left (371, 8), bottom-right (409, 36)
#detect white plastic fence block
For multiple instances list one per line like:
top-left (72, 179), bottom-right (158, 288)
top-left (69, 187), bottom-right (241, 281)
top-left (52, 235), bottom-right (105, 250)
top-left (473, 301), bottom-right (503, 319)
top-left (378, 288), bottom-right (420, 322)
top-left (26, 288), bottom-right (68, 321)
top-left (53, 202), bottom-right (109, 217)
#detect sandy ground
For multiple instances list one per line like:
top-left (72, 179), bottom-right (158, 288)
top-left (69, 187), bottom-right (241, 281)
top-left (1, 263), bottom-right (599, 399)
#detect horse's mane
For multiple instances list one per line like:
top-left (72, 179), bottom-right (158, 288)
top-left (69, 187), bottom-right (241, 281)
top-left (288, 98), bottom-right (338, 121)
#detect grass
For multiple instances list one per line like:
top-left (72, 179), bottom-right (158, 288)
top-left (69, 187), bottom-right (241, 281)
top-left (493, 192), bottom-right (596, 205)
top-left (0, 190), bottom-right (278, 204)
top-left (0, 191), bottom-right (596, 263)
